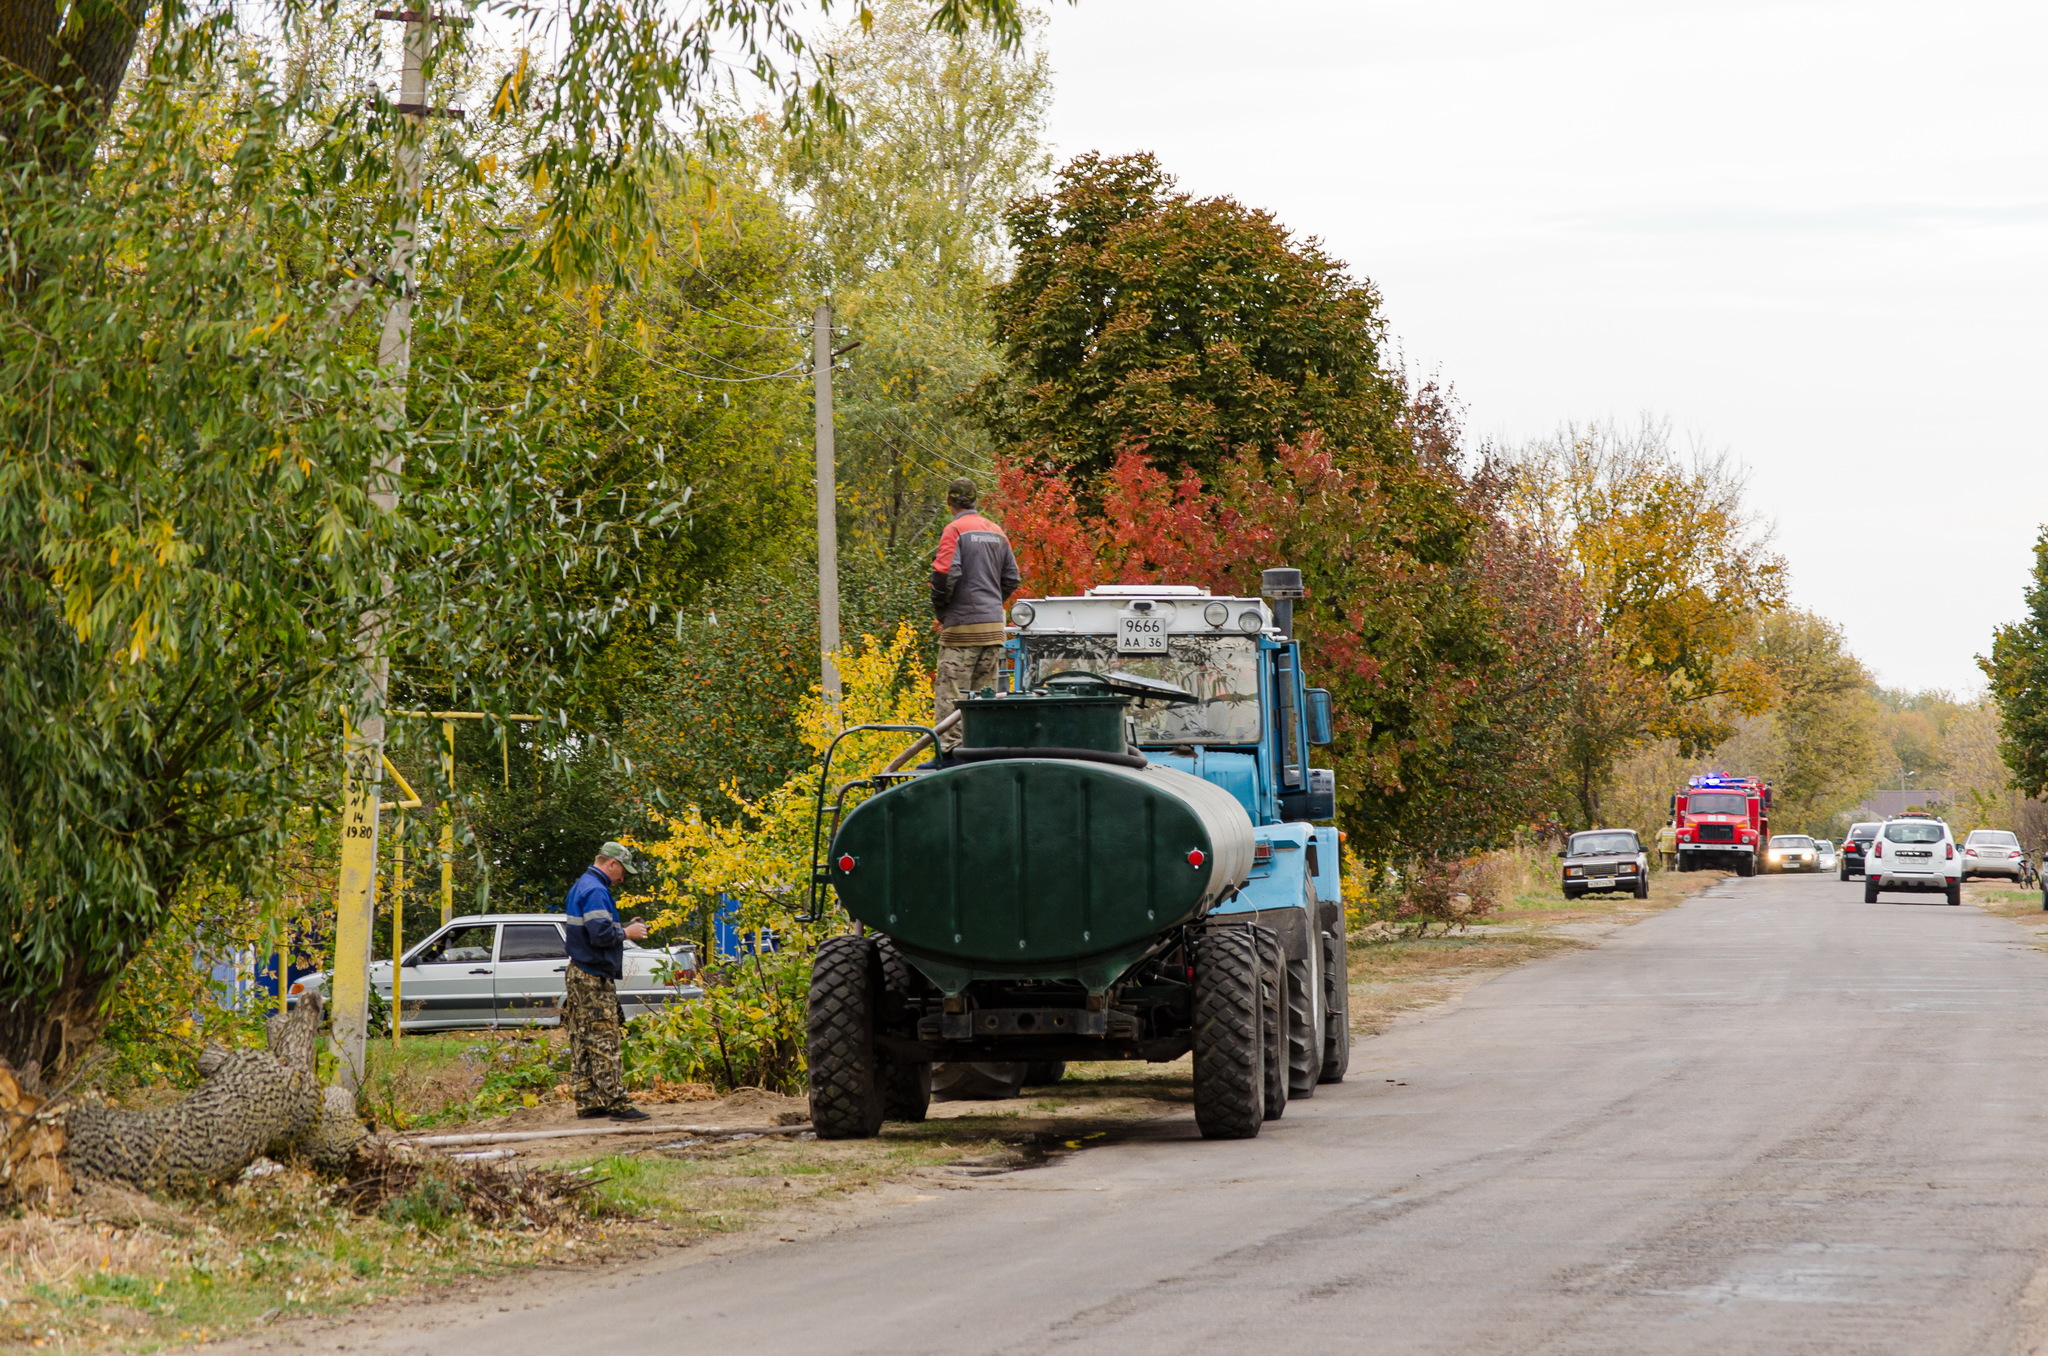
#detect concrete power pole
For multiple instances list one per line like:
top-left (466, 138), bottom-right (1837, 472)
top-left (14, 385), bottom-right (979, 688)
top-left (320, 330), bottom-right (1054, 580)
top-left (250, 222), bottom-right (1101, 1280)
top-left (814, 302), bottom-right (841, 703)
top-left (332, 10), bottom-right (436, 1093)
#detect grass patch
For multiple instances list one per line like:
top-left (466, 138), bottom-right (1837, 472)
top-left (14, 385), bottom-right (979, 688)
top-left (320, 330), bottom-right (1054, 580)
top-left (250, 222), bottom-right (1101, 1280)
top-left (1966, 879), bottom-right (2047, 920)
top-left (0, 1170), bottom-right (590, 1352)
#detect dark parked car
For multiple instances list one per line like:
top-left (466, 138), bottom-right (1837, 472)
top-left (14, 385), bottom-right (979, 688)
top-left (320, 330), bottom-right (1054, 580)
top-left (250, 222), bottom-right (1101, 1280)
top-left (1560, 829), bottom-right (1650, 900)
top-left (1839, 821), bottom-right (1880, 880)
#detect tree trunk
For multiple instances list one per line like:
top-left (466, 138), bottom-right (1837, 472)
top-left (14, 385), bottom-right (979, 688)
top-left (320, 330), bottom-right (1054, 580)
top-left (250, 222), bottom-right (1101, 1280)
top-left (0, 0), bottom-right (153, 170)
top-left (0, 994), bottom-right (366, 1204)
top-left (0, 955), bottom-right (120, 1087)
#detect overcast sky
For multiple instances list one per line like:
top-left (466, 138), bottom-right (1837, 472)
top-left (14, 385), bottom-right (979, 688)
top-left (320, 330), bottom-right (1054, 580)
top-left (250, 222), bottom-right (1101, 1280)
top-left (1038, 0), bottom-right (2046, 695)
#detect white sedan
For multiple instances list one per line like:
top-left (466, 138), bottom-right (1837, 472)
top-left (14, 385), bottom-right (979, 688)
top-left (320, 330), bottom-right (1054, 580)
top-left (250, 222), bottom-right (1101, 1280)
top-left (292, 913), bottom-right (700, 1031)
top-left (1962, 830), bottom-right (2028, 881)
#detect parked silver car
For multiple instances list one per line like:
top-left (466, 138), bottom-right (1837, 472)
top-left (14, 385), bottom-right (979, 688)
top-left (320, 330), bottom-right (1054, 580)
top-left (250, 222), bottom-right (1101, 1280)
top-left (1962, 829), bottom-right (2027, 881)
top-left (292, 913), bottom-right (701, 1031)
top-left (1560, 828), bottom-right (1650, 900)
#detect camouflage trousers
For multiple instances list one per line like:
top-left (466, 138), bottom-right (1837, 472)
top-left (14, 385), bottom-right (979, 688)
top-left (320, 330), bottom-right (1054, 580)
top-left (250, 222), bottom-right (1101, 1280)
top-left (564, 965), bottom-right (630, 1113)
top-left (934, 644), bottom-right (1001, 748)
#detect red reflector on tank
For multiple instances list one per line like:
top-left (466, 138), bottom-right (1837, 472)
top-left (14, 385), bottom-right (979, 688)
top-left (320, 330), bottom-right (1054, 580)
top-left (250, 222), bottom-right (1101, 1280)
top-left (1253, 843), bottom-right (1273, 864)
top-left (836, 854), bottom-right (856, 872)
top-left (1187, 849), bottom-right (1206, 868)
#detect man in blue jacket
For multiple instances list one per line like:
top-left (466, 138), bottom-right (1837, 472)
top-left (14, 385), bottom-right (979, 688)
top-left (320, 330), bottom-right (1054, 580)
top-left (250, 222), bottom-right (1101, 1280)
top-left (564, 841), bottom-right (652, 1121)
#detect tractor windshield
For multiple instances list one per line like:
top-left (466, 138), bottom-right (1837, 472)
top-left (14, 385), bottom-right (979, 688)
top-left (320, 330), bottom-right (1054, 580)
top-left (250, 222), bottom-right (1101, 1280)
top-left (1021, 635), bottom-right (1262, 745)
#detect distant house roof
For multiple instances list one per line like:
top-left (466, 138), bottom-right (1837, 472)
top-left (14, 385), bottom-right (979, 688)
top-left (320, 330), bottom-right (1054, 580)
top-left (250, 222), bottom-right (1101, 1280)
top-left (1855, 789), bottom-right (1956, 821)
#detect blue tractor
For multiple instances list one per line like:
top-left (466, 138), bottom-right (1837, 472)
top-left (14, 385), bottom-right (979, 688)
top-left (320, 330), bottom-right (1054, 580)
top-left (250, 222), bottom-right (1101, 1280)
top-left (809, 568), bottom-right (1348, 1138)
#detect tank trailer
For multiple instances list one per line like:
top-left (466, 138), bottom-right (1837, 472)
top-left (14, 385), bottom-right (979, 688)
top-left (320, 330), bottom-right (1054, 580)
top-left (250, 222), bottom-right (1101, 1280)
top-left (805, 568), bottom-right (1348, 1140)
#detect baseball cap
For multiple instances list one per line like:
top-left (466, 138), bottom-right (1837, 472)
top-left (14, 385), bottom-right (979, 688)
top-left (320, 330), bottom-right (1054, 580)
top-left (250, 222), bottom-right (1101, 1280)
top-left (597, 841), bottom-right (639, 874)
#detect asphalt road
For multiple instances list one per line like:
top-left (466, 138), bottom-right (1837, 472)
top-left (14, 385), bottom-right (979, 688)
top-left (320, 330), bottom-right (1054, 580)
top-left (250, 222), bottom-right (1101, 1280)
top-left (323, 873), bottom-right (2048, 1355)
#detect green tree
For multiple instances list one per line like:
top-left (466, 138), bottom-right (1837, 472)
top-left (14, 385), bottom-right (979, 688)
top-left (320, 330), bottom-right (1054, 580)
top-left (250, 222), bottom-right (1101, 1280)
top-left (0, 0), bottom-right (1026, 1079)
top-left (1984, 528), bottom-right (2048, 797)
top-left (767, 0), bottom-right (1053, 553)
top-left (972, 152), bottom-right (1413, 484)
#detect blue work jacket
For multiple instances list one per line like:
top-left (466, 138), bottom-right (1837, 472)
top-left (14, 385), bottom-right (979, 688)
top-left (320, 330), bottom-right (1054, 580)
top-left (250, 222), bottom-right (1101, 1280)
top-left (564, 866), bottom-right (625, 979)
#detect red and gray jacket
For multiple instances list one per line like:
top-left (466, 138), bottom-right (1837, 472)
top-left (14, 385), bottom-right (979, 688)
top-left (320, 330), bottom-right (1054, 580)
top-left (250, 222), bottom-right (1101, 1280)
top-left (931, 511), bottom-right (1021, 640)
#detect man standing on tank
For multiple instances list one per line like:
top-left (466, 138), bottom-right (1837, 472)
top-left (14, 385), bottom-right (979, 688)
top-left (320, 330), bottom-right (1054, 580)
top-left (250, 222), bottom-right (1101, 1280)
top-left (563, 841), bottom-right (652, 1121)
top-left (931, 478), bottom-right (1021, 749)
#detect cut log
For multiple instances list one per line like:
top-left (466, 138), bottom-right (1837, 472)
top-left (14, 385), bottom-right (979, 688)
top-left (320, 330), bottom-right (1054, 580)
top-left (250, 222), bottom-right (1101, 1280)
top-left (0, 993), bottom-right (369, 1203)
top-left (0, 1061), bottom-right (73, 1203)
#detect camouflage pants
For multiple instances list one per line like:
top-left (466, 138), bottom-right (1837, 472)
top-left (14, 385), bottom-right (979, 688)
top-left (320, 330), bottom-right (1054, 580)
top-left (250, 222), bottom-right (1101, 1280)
top-left (934, 644), bottom-right (1001, 748)
top-left (564, 965), bottom-right (630, 1113)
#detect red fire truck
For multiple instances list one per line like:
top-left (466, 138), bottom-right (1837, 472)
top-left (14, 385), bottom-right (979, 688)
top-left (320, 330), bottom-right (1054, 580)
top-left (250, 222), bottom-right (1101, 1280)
top-left (1670, 774), bottom-right (1771, 876)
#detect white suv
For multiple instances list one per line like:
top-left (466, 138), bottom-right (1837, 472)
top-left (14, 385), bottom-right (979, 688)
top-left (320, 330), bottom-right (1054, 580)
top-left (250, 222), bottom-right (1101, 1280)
top-left (1865, 815), bottom-right (1961, 906)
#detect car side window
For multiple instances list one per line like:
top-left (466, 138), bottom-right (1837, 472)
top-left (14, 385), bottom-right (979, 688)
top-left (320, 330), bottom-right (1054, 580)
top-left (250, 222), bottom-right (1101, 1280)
top-left (500, 923), bottom-right (568, 961)
top-left (412, 924), bottom-right (497, 966)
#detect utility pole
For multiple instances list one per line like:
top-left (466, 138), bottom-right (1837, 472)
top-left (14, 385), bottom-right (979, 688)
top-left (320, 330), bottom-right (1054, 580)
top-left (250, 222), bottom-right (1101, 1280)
top-left (332, 9), bottom-right (438, 1093)
top-left (813, 302), bottom-right (841, 703)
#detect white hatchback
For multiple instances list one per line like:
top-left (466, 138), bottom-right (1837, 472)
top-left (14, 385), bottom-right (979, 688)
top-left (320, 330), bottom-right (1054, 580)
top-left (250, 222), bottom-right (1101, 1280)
top-left (1865, 816), bottom-right (1962, 906)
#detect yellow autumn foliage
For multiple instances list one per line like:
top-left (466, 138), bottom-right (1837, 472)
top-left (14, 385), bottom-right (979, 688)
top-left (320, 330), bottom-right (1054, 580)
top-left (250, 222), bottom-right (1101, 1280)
top-left (624, 621), bottom-right (931, 942)
top-left (617, 623), bottom-right (933, 1091)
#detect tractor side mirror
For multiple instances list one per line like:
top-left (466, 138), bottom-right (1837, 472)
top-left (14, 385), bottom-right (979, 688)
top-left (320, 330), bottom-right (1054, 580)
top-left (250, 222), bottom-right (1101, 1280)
top-left (1305, 688), bottom-right (1334, 745)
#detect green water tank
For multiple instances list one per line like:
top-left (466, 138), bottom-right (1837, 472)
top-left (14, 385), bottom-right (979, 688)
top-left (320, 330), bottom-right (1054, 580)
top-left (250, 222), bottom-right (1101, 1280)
top-left (827, 757), bottom-right (1255, 992)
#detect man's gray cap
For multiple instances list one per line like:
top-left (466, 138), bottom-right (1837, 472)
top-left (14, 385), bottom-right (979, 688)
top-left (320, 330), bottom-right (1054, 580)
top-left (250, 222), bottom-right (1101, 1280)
top-left (597, 840), bottom-right (639, 874)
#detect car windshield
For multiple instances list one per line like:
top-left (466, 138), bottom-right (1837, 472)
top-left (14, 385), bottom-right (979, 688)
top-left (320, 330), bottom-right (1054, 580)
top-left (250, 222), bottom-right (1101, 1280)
top-left (1970, 831), bottom-right (2020, 846)
top-left (1569, 831), bottom-right (1639, 856)
top-left (1021, 635), bottom-right (1262, 745)
top-left (1687, 792), bottom-right (1748, 817)
top-left (1884, 822), bottom-right (1945, 844)
top-left (1770, 836), bottom-right (1814, 848)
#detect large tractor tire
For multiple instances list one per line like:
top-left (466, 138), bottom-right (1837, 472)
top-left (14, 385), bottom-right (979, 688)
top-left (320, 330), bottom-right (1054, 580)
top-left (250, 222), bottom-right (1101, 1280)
top-left (1192, 927), bottom-right (1264, 1140)
top-left (1319, 930), bottom-right (1350, 1084)
top-left (872, 936), bottom-right (930, 1123)
top-left (932, 1063), bottom-right (1028, 1101)
top-left (808, 935), bottom-right (885, 1140)
top-left (1736, 855), bottom-right (1755, 878)
top-left (1285, 954), bottom-right (1319, 1099)
top-left (1022, 1062), bottom-right (1067, 1086)
top-left (1252, 927), bottom-right (1288, 1121)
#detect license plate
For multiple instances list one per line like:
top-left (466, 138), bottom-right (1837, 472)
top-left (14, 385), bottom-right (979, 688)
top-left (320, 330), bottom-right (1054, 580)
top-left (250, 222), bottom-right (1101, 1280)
top-left (1591, 877), bottom-right (1614, 888)
top-left (1117, 615), bottom-right (1169, 653)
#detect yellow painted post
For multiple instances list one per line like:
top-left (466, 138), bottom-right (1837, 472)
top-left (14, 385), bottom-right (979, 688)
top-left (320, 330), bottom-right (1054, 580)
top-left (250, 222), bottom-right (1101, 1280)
top-left (441, 719), bottom-right (455, 925)
top-left (391, 811), bottom-right (405, 1049)
top-left (332, 727), bottom-right (384, 1092)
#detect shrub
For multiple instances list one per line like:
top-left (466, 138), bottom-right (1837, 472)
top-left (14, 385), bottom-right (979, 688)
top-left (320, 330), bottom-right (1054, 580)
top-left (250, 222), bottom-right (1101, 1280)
top-left (1394, 856), bottom-right (1504, 937)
